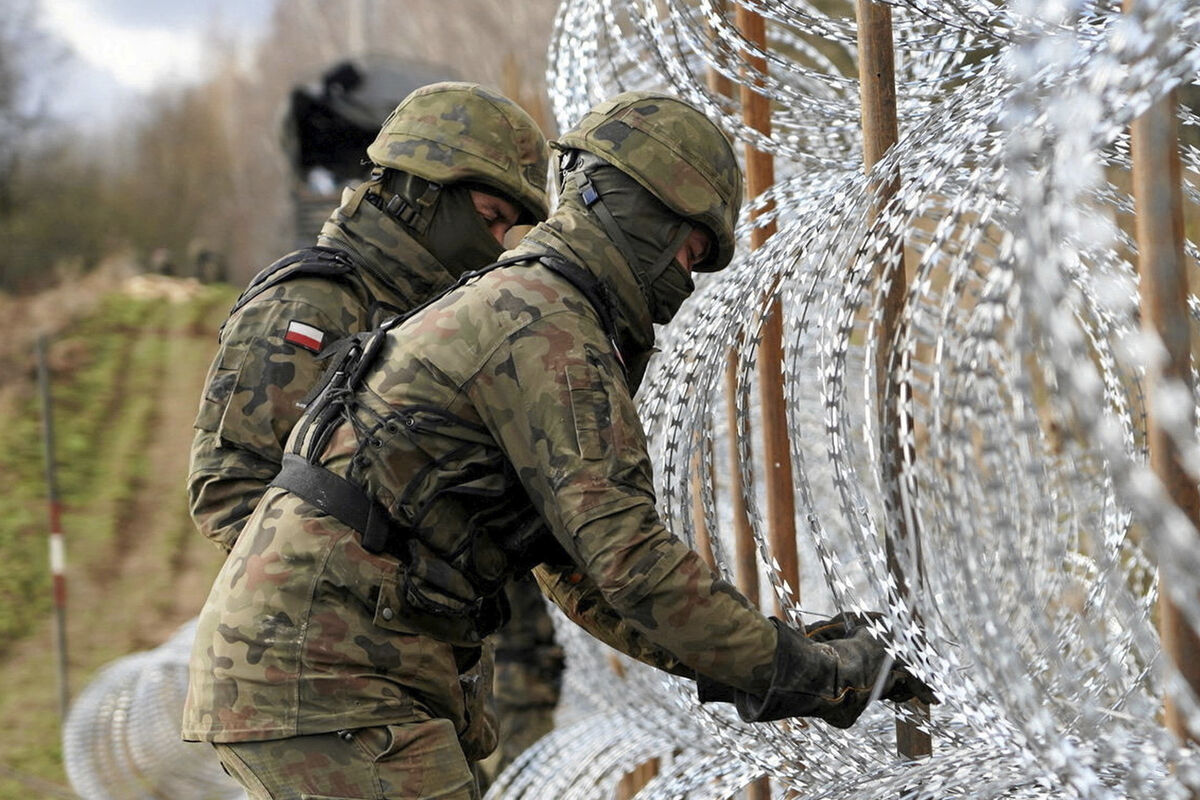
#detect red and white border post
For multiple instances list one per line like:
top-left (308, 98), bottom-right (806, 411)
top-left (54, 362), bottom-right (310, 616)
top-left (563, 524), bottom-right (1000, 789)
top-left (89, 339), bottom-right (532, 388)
top-left (37, 333), bottom-right (70, 720)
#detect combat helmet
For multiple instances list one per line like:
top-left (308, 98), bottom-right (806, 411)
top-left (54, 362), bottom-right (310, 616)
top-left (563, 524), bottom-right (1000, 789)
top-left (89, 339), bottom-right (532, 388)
top-left (367, 82), bottom-right (549, 223)
top-left (552, 91), bottom-right (742, 271)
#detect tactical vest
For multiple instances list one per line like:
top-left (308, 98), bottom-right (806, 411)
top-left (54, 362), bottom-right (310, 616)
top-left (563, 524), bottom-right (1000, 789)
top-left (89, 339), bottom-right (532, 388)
top-left (270, 253), bottom-right (620, 645)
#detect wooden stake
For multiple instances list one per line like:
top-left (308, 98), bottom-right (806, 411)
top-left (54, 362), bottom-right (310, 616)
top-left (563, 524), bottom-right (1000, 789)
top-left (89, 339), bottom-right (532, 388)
top-left (736, 0), bottom-right (799, 620)
top-left (731, 9), bottom-right (797, 800)
top-left (691, 447), bottom-right (718, 568)
top-left (728, 354), bottom-right (762, 604)
top-left (1127, 44), bottom-right (1200, 774)
top-left (705, 0), bottom-right (760, 613)
top-left (854, 0), bottom-right (932, 759)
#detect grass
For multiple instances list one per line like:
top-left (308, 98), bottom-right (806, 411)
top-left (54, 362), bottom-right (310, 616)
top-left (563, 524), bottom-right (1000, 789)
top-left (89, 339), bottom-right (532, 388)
top-left (0, 279), bottom-right (237, 798)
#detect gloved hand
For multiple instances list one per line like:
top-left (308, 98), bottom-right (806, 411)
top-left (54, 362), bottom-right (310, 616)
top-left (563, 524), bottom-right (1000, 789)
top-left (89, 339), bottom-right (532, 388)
top-left (811, 613), bottom-right (934, 697)
top-left (698, 614), bottom-right (935, 729)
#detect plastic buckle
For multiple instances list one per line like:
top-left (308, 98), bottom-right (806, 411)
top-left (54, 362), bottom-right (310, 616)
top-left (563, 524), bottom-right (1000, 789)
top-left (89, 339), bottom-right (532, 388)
top-left (384, 194), bottom-right (419, 226)
top-left (416, 181), bottom-right (441, 207)
top-left (580, 178), bottom-right (600, 207)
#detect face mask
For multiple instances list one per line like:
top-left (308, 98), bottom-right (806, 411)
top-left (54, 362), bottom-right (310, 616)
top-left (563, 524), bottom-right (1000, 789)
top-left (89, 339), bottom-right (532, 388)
top-left (421, 185), bottom-right (504, 276)
top-left (647, 258), bottom-right (696, 324)
top-left (565, 159), bottom-right (696, 320)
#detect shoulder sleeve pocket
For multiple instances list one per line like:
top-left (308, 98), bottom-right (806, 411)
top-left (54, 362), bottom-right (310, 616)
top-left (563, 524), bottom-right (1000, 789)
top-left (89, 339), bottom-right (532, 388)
top-left (565, 360), bottom-right (616, 461)
top-left (195, 346), bottom-right (248, 433)
top-left (195, 332), bottom-right (319, 462)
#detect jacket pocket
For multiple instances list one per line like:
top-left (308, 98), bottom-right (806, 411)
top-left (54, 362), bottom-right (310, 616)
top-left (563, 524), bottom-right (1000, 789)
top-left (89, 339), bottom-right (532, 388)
top-left (373, 560), bottom-right (485, 648)
top-left (195, 346), bottom-right (248, 432)
top-left (565, 360), bottom-right (614, 461)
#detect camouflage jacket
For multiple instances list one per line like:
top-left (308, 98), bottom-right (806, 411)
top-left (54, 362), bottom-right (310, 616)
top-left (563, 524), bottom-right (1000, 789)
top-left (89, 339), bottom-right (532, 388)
top-left (188, 191), bottom-right (464, 551)
top-left (183, 207), bottom-right (778, 744)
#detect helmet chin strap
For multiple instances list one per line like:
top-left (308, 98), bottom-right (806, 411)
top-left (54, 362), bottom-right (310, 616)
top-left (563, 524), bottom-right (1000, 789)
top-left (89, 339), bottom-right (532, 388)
top-left (563, 157), bottom-right (692, 308)
top-left (647, 222), bottom-right (693, 283)
top-left (359, 168), bottom-right (444, 235)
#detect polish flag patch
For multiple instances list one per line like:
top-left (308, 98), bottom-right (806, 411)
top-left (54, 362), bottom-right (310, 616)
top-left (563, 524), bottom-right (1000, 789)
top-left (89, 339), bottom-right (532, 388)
top-left (284, 320), bottom-right (326, 353)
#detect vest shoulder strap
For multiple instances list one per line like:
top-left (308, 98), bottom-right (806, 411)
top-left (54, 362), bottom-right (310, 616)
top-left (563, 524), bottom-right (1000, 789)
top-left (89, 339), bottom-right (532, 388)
top-left (222, 246), bottom-right (364, 332)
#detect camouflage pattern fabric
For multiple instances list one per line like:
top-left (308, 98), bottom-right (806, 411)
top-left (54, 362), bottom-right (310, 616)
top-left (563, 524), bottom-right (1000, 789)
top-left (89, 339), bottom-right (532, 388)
top-left (457, 640), bottom-right (498, 763)
top-left (552, 91), bottom-right (742, 271)
top-left (214, 720), bottom-right (478, 800)
top-left (489, 577), bottom-right (563, 775)
top-left (182, 201), bottom-right (778, 752)
top-left (188, 194), bottom-right (463, 552)
top-left (368, 82), bottom-right (549, 222)
top-left (473, 577), bottom-right (562, 792)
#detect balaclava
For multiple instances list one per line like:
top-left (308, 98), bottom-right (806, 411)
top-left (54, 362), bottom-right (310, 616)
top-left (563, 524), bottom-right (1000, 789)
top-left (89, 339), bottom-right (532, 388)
top-left (379, 170), bottom-right (505, 274)
top-left (560, 152), bottom-right (697, 325)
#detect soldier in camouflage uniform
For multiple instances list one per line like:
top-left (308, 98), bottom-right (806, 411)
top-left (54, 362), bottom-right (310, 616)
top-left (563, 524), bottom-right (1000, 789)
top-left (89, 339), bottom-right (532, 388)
top-left (184, 91), bottom-right (934, 799)
top-left (189, 81), bottom-right (548, 550)
top-left (186, 81), bottom-right (564, 784)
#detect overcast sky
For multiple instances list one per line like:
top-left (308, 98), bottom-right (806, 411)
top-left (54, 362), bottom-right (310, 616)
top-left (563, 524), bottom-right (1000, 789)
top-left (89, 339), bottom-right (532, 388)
top-left (35, 0), bottom-right (276, 121)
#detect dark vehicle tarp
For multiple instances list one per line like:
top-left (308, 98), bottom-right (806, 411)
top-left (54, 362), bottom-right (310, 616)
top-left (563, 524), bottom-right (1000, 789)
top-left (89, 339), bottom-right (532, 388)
top-left (282, 55), bottom-right (455, 184)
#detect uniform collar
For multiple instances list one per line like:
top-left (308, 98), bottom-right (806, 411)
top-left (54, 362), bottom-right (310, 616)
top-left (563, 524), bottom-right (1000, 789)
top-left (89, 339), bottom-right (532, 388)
top-left (317, 187), bottom-right (459, 310)
top-left (512, 206), bottom-right (657, 374)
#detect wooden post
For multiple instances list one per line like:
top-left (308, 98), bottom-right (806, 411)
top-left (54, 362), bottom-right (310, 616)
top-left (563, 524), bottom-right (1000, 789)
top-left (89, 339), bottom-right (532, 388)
top-left (691, 449), bottom-right (718, 567)
top-left (727, 350), bottom-right (762, 606)
top-left (706, 0), bottom-right (736, 101)
top-left (695, 6), bottom-right (770, 796)
top-left (699, 0), bottom-right (762, 615)
top-left (854, 0), bottom-right (932, 759)
top-left (37, 334), bottom-right (70, 721)
top-left (695, 0), bottom-right (728, 569)
top-left (732, 10), bottom-right (798, 800)
top-left (736, 0), bottom-right (799, 620)
top-left (616, 758), bottom-right (662, 800)
top-left (1127, 23), bottom-right (1200, 772)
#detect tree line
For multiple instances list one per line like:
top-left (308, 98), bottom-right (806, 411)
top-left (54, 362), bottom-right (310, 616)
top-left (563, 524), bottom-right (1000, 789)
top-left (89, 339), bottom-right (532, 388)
top-left (0, 0), bottom-right (557, 293)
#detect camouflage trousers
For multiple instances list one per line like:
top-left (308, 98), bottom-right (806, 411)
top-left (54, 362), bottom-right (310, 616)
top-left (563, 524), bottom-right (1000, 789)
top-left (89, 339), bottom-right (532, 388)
top-left (474, 576), bottom-right (564, 791)
top-left (214, 720), bottom-right (479, 800)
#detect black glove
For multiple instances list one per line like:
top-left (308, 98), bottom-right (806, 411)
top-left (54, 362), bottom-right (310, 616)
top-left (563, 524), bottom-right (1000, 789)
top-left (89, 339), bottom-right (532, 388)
top-left (695, 674), bottom-right (738, 704)
top-left (698, 614), bottom-right (935, 729)
top-left (806, 613), bottom-right (935, 701)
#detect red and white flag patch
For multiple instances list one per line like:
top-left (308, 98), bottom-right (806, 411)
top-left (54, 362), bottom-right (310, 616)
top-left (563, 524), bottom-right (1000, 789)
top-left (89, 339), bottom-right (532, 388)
top-left (284, 320), bottom-right (326, 353)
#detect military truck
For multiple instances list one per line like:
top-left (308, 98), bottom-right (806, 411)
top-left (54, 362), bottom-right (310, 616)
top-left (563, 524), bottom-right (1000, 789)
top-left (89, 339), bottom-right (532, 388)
top-left (280, 55), bottom-right (454, 248)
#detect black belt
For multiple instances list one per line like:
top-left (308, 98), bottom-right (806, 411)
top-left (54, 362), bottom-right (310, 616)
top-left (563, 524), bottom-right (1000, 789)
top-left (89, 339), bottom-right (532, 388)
top-left (272, 454), bottom-right (395, 554)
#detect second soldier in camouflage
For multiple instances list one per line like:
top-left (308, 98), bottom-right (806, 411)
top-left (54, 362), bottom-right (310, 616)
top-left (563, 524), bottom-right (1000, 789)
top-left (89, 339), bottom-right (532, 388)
top-left (185, 81), bottom-right (566, 789)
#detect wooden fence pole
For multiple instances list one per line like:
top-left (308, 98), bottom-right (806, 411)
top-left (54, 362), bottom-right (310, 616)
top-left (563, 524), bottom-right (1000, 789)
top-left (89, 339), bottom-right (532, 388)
top-left (854, 0), bottom-right (932, 759)
top-left (1125, 4), bottom-right (1200, 773)
top-left (708, 0), bottom-right (760, 613)
top-left (732, 7), bottom-right (800, 800)
top-left (735, 6), bottom-right (801, 619)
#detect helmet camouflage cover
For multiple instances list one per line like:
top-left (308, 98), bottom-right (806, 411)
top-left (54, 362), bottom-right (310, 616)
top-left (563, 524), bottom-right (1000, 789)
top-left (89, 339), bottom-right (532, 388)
top-left (552, 91), bottom-right (742, 271)
top-left (367, 82), bottom-right (550, 222)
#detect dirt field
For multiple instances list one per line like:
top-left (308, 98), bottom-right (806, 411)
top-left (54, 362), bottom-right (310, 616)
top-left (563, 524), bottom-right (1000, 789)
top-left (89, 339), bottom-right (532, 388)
top-left (0, 264), bottom-right (236, 798)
